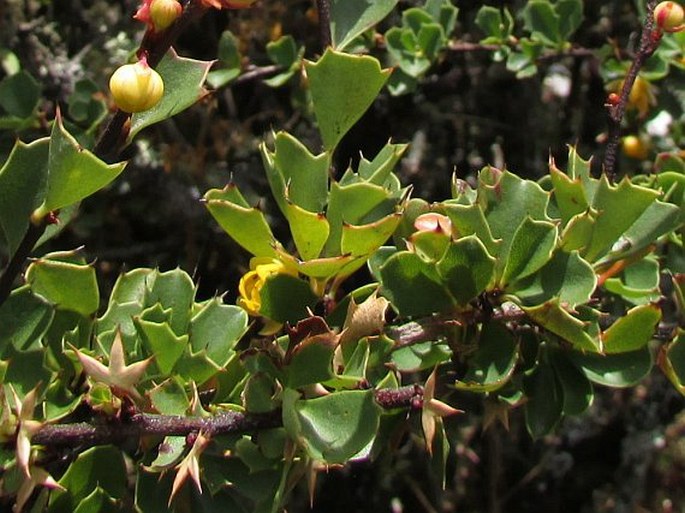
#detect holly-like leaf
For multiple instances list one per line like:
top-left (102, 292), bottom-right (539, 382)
top-left (601, 304), bottom-right (660, 354)
top-left (436, 235), bottom-right (495, 305)
top-left (189, 298), bottom-right (247, 367)
top-left (509, 250), bottom-right (596, 308)
top-left (570, 345), bottom-right (653, 387)
top-left (523, 300), bottom-right (598, 351)
top-left (305, 50), bottom-right (391, 152)
top-left (205, 184), bottom-right (279, 258)
top-left (380, 251), bottom-right (454, 317)
top-left (26, 250), bottom-right (99, 316)
top-left (0, 138), bottom-right (48, 255)
top-left (129, 49), bottom-right (213, 139)
top-left (0, 286), bottom-right (53, 355)
top-left (500, 217), bottom-right (558, 286)
top-left (329, 0), bottom-right (399, 51)
top-left (258, 273), bottom-right (319, 324)
top-left (0, 70), bottom-right (41, 119)
top-left (524, 360), bottom-right (563, 438)
top-left (135, 319), bottom-right (188, 375)
top-left (282, 388), bottom-right (381, 464)
top-left (454, 321), bottom-right (518, 392)
top-left (35, 113), bottom-right (126, 217)
top-left (49, 446), bottom-right (126, 513)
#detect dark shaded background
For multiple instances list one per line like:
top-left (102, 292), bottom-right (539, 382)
top-left (1, 0), bottom-right (684, 511)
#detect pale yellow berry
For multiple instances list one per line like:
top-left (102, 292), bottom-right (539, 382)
top-left (150, 0), bottom-right (182, 31)
top-left (622, 135), bottom-right (650, 160)
top-left (654, 1), bottom-right (684, 32)
top-left (109, 61), bottom-right (164, 113)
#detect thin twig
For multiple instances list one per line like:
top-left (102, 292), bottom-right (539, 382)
top-left (316, 0), bottom-right (332, 51)
top-left (603, 0), bottom-right (660, 181)
top-left (29, 386), bottom-right (422, 448)
top-left (234, 64), bottom-right (285, 85)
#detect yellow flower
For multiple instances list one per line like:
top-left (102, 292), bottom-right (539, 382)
top-left (238, 257), bottom-right (297, 316)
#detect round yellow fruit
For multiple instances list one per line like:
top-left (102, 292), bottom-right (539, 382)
top-left (109, 61), bottom-right (164, 113)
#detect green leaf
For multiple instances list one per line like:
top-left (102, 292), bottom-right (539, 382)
top-left (570, 346), bottom-right (653, 387)
top-left (583, 177), bottom-right (659, 263)
top-left (557, 0), bottom-right (583, 40)
top-left (476, 6), bottom-right (513, 43)
top-left (509, 251), bottom-right (596, 308)
top-left (205, 184), bottom-right (279, 258)
top-left (0, 285), bottom-right (53, 356)
top-left (523, 300), bottom-right (599, 351)
top-left (601, 304), bottom-right (660, 354)
top-left (261, 131), bottom-right (329, 214)
top-left (258, 273), bottom-right (319, 323)
top-left (207, 30), bottom-right (242, 88)
top-left (174, 349), bottom-right (221, 385)
top-left (26, 250), bottom-right (99, 316)
top-left (613, 200), bottom-right (681, 262)
top-left (0, 70), bottom-right (40, 118)
top-left (49, 446), bottom-right (126, 513)
top-left (147, 268), bottom-right (195, 336)
top-left (662, 331), bottom-right (685, 393)
top-left (385, 27), bottom-right (434, 77)
top-left (305, 49), bottom-right (391, 152)
top-left (149, 378), bottom-right (189, 415)
top-left (500, 218), bottom-right (557, 285)
top-left (263, 36), bottom-right (303, 87)
top-left (549, 162), bottom-right (588, 225)
top-left (549, 349), bottom-right (593, 415)
top-left (380, 251), bottom-right (454, 317)
top-left (442, 203), bottom-right (499, 256)
top-left (284, 340), bottom-right (336, 389)
top-left (285, 203), bottom-right (330, 261)
top-left (282, 388), bottom-right (381, 464)
top-left (455, 321), bottom-right (518, 392)
top-left (136, 319), bottom-right (188, 375)
top-left (329, 0), bottom-right (399, 51)
top-left (0, 138), bottom-right (49, 255)
top-left (603, 257), bottom-right (661, 305)
top-left (522, 0), bottom-right (562, 47)
top-left (324, 181), bottom-right (395, 256)
top-left (340, 213), bottom-right (402, 257)
top-left (2, 345), bottom-right (51, 397)
top-left (73, 487), bottom-right (119, 513)
top-left (524, 359), bottom-right (563, 438)
top-left (190, 298), bottom-right (247, 367)
top-left (437, 235), bottom-right (496, 305)
top-left (36, 114), bottom-right (126, 216)
top-left (129, 49), bottom-right (213, 139)
top-left (478, 169), bottom-right (551, 266)
top-left (390, 340), bottom-right (451, 372)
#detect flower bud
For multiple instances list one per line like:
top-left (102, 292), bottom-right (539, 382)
top-left (109, 60), bottom-right (164, 113)
top-left (654, 1), bottom-right (684, 32)
top-left (413, 213), bottom-right (453, 236)
top-left (149, 0), bottom-right (182, 31)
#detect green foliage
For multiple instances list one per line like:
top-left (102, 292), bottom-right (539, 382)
top-left (1, 0), bottom-right (685, 511)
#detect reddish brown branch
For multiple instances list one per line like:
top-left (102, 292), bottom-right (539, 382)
top-left (603, 0), bottom-right (660, 181)
top-left (30, 386), bottom-right (421, 448)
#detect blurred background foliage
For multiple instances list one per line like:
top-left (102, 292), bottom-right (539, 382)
top-left (1, 0), bottom-right (685, 511)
